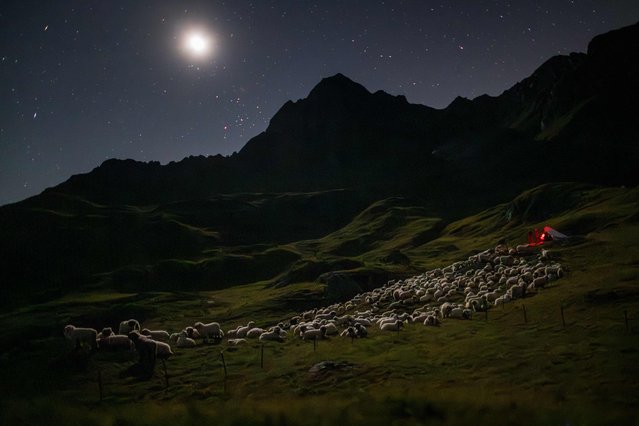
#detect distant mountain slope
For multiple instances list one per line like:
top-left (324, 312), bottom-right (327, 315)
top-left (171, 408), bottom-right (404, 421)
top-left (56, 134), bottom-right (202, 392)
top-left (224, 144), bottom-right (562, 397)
top-left (44, 21), bottom-right (639, 207)
top-left (1, 23), bottom-right (638, 306)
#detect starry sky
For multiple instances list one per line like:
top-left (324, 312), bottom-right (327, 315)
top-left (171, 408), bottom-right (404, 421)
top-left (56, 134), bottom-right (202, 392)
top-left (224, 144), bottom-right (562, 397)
top-left (1, 1), bottom-right (639, 206)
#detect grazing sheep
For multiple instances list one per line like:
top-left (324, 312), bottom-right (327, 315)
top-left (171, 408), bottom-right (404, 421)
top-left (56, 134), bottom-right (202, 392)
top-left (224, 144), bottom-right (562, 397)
top-left (354, 323), bottom-right (368, 338)
top-left (63, 325), bottom-right (98, 351)
top-left (184, 326), bottom-right (201, 339)
top-left (236, 321), bottom-right (255, 338)
top-left (380, 320), bottom-right (403, 332)
top-left (118, 319), bottom-right (140, 336)
top-left (259, 326), bottom-right (284, 342)
top-left (128, 331), bottom-right (157, 367)
top-left (246, 327), bottom-right (265, 339)
top-left (302, 325), bottom-right (327, 340)
top-left (141, 328), bottom-right (170, 342)
top-left (322, 323), bottom-right (339, 336)
top-left (98, 334), bottom-right (134, 352)
top-left (193, 322), bottom-right (224, 341)
top-left (98, 327), bottom-right (115, 339)
top-left (340, 327), bottom-right (357, 338)
top-left (531, 276), bottom-right (547, 289)
top-left (155, 341), bottom-right (173, 360)
top-left (424, 315), bottom-right (440, 326)
top-left (227, 338), bottom-right (247, 345)
top-left (176, 331), bottom-right (197, 348)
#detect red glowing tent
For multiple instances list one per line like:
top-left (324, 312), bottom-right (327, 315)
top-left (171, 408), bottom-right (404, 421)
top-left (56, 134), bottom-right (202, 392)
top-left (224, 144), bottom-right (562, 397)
top-left (528, 226), bottom-right (568, 246)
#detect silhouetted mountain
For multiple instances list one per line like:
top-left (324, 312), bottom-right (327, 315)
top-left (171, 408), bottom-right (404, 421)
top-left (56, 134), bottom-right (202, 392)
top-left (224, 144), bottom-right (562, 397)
top-left (1, 22), bottom-right (638, 306)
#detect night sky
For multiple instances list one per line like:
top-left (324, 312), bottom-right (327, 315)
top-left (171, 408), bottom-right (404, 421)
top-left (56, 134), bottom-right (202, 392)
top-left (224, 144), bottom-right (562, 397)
top-left (1, 1), bottom-right (638, 206)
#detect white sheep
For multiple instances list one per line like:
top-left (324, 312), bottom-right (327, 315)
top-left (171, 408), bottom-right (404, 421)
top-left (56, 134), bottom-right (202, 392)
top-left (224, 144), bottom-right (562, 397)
top-left (236, 321), bottom-right (255, 338)
top-left (423, 315), bottom-right (440, 326)
top-left (301, 325), bottom-right (327, 340)
top-left (97, 334), bottom-right (134, 352)
top-left (141, 328), bottom-right (170, 342)
top-left (227, 338), bottom-right (247, 345)
top-left (176, 330), bottom-right (197, 348)
top-left (355, 323), bottom-right (368, 338)
top-left (98, 327), bottom-right (115, 339)
top-left (259, 326), bottom-right (285, 342)
top-left (63, 325), bottom-right (97, 351)
top-left (155, 341), bottom-right (173, 360)
top-left (380, 320), bottom-right (403, 332)
top-left (245, 327), bottom-right (265, 339)
top-left (118, 319), bottom-right (140, 336)
top-left (193, 321), bottom-right (224, 341)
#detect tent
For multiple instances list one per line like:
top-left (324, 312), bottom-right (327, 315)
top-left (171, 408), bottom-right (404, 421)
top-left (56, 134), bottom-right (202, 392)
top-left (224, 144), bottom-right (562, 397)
top-left (528, 226), bottom-right (569, 246)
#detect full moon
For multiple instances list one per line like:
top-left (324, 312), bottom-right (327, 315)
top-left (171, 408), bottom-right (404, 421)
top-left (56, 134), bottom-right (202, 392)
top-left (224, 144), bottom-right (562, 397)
top-left (182, 30), bottom-right (213, 59)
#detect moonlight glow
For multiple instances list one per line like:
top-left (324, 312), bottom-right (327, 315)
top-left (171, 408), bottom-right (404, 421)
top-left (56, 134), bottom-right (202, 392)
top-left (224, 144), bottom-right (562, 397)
top-left (182, 30), bottom-right (213, 59)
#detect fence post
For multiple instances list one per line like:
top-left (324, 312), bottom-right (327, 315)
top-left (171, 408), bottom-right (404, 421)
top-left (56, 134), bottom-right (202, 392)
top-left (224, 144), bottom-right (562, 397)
top-left (161, 359), bottom-right (169, 389)
top-left (624, 310), bottom-right (629, 333)
top-left (260, 344), bottom-right (264, 369)
top-left (523, 304), bottom-right (527, 324)
top-left (560, 304), bottom-right (566, 329)
top-left (220, 351), bottom-right (228, 378)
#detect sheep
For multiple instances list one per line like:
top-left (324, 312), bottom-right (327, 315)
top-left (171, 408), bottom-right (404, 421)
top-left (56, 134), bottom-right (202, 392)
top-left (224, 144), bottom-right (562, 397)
top-left (354, 323), bottom-right (368, 338)
top-left (169, 333), bottom-right (180, 344)
top-left (301, 325), bottom-right (327, 340)
top-left (319, 322), bottom-right (337, 335)
top-left (193, 321), bottom-right (224, 342)
top-left (449, 307), bottom-right (464, 319)
top-left (531, 275), bottom-right (547, 289)
top-left (155, 341), bottom-right (173, 360)
top-left (259, 326), bottom-right (284, 342)
top-left (424, 315), bottom-right (440, 326)
top-left (97, 334), bottom-right (134, 352)
top-left (176, 330), bottom-right (197, 348)
top-left (128, 331), bottom-right (157, 368)
top-left (140, 328), bottom-right (170, 342)
top-left (184, 326), bottom-right (201, 339)
top-left (226, 325), bottom-right (241, 338)
top-left (236, 321), bottom-right (255, 338)
top-left (227, 338), bottom-right (247, 345)
top-left (380, 320), bottom-right (403, 332)
top-left (118, 319), bottom-right (140, 336)
top-left (97, 327), bottom-right (115, 340)
top-left (63, 325), bottom-right (98, 351)
top-left (246, 327), bottom-right (265, 339)
top-left (340, 327), bottom-right (357, 338)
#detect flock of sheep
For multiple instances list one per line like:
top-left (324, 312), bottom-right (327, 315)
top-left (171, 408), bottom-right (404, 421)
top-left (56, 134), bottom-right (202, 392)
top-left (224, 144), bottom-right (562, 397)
top-left (63, 243), bottom-right (564, 370)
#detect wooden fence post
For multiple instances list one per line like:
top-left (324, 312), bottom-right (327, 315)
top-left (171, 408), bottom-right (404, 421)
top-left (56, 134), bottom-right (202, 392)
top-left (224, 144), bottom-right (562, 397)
top-left (161, 359), bottom-right (169, 389)
top-left (624, 310), bottom-right (629, 333)
top-left (560, 304), bottom-right (566, 329)
top-left (220, 351), bottom-right (228, 378)
top-left (523, 304), bottom-right (528, 324)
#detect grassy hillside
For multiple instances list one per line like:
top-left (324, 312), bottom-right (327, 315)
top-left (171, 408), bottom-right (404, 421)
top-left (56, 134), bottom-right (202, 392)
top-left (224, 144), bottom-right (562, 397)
top-left (0, 183), bottom-right (638, 425)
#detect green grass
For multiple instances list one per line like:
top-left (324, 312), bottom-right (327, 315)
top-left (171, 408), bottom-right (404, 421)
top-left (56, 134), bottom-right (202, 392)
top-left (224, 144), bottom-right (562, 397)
top-left (1, 183), bottom-right (638, 424)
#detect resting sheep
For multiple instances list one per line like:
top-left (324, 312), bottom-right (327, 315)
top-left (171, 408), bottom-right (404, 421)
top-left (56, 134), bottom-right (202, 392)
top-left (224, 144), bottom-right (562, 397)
top-left (63, 325), bottom-right (98, 351)
top-left (98, 334), bottom-right (134, 352)
top-left (259, 326), bottom-right (285, 342)
top-left (118, 319), bottom-right (140, 336)
top-left (380, 320), bottom-right (403, 332)
top-left (301, 325), bottom-right (327, 340)
top-left (141, 328), bottom-right (170, 342)
top-left (176, 330), bottom-right (197, 348)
